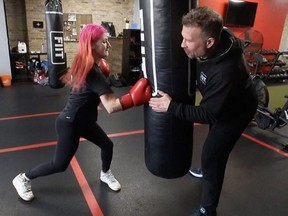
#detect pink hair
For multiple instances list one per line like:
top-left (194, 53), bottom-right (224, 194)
top-left (62, 24), bottom-right (106, 91)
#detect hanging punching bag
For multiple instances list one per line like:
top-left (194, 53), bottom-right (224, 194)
top-left (140, 0), bottom-right (196, 178)
top-left (45, 0), bottom-right (66, 89)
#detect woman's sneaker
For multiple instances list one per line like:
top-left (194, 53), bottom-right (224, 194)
top-left (12, 173), bottom-right (34, 201)
top-left (189, 168), bottom-right (203, 178)
top-left (100, 170), bottom-right (121, 191)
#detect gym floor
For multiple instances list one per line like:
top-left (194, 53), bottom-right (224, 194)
top-left (0, 82), bottom-right (287, 216)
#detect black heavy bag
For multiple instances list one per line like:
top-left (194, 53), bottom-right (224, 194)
top-left (45, 0), bottom-right (66, 89)
top-left (140, 0), bottom-right (196, 178)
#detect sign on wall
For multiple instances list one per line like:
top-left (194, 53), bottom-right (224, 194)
top-left (63, 13), bottom-right (92, 42)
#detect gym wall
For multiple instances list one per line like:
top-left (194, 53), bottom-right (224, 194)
top-left (0, 0), bottom-right (11, 76)
top-left (199, 0), bottom-right (288, 50)
top-left (5, 0), bottom-right (134, 67)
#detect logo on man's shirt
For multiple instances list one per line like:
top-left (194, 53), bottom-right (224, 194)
top-left (200, 71), bottom-right (207, 85)
top-left (200, 207), bottom-right (206, 214)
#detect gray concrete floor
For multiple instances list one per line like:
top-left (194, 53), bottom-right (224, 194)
top-left (0, 82), bottom-right (287, 216)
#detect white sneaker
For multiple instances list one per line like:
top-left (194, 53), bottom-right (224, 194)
top-left (12, 173), bottom-right (34, 201)
top-left (100, 170), bottom-right (121, 191)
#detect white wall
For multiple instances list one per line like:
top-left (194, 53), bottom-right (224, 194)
top-left (279, 14), bottom-right (288, 51)
top-left (0, 0), bottom-right (11, 76)
top-left (133, 0), bottom-right (140, 29)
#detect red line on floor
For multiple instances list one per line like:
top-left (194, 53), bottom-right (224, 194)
top-left (0, 112), bottom-right (60, 121)
top-left (0, 130), bottom-right (145, 154)
top-left (1, 127), bottom-right (286, 158)
top-left (106, 129), bottom-right (144, 138)
top-left (1, 126), bottom-right (286, 215)
top-left (194, 123), bottom-right (288, 157)
top-left (0, 107), bottom-right (102, 121)
top-left (0, 141), bottom-right (57, 153)
top-left (242, 133), bottom-right (288, 157)
top-left (70, 157), bottom-right (103, 216)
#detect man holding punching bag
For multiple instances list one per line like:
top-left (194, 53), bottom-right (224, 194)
top-left (149, 7), bottom-right (257, 216)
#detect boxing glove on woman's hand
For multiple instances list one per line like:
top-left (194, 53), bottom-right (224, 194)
top-left (120, 78), bottom-right (152, 110)
top-left (99, 58), bottom-right (111, 77)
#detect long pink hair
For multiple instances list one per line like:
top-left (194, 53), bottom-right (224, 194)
top-left (62, 24), bottom-right (106, 91)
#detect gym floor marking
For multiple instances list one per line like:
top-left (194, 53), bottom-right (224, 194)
top-left (0, 112), bottom-right (60, 121)
top-left (71, 156), bottom-right (104, 216)
top-left (242, 133), bottom-right (288, 157)
top-left (0, 113), bottom-right (287, 215)
top-left (0, 129), bottom-right (145, 216)
top-left (0, 107), bottom-right (101, 122)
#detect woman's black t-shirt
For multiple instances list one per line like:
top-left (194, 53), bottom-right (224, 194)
top-left (59, 64), bottom-right (113, 123)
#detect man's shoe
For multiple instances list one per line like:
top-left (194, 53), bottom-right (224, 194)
top-left (12, 173), bottom-right (34, 201)
top-left (189, 168), bottom-right (203, 178)
top-left (100, 169), bottom-right (121, 191)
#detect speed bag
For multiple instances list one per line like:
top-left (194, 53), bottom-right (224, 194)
top-left (45, 0), bottom-right (67, 89)
top-left (140, 0), bottom-right (196, 178)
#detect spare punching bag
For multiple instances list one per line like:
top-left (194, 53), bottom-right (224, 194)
top-left (45, 0), bottom-right (66, 89)
top-left (140, 0), bottom-right (196, 178)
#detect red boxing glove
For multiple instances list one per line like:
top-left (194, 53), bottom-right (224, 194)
top-left (120, 78), bottom-right (152, 110)
top-left (99, 58), bottom-right (111, 77)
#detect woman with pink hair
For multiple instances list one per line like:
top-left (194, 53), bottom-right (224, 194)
top-left (12, 24), bottom-right (151, 201)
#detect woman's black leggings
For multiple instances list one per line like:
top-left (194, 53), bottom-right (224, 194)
top-left (26, 117), bottom-right (113, 179)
